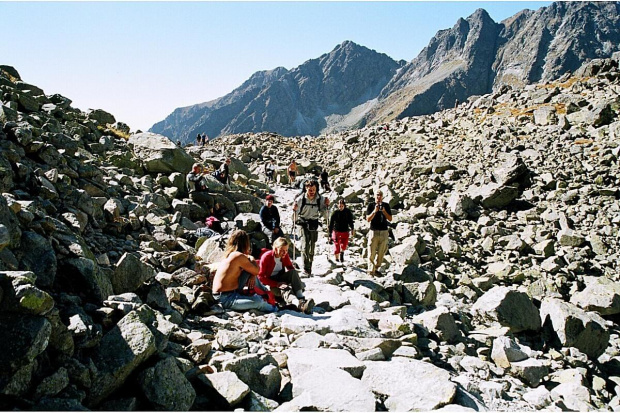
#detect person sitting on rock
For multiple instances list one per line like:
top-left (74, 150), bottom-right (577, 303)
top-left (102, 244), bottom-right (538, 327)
top-left (212, 230), bottom-right (278, 312)
top-left (213, 158), bottom-right (231, 189)
top-left (293, 179), bottom-right (329, 275)
top-left (328, 198), bottom-right (355, 264)
top-left (260, 194), bottom-right (284, 245)
top-left (258, 237), bottom-right (314, 314)
top-left (187, 163), bottom-right (208, 192)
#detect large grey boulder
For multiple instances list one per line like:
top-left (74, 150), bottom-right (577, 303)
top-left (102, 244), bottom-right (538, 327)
top-left (570, 277), bottom-right (620, 315)
top-left (469, 183), bottom-right (519, 209)
top-left (111, 253), bottom-right (156, 295)
top-left (221, 354), bottom-right (281, 399)
top-left (128, 132), bottom-right (195, 174)
top-left (0, 314), bottom-right (51, 397)
top-left (287, 367), bottom-right (375, 411)
top-left (60, 257), bottom-right (113, 304)
top-left (0, 271), bottom-right (54, 315)
top-left (472, 286), bottom-right (541, 333)
top-left (138, 356), bottom-right (196, 410)
top-left (199, 371), bottom-right (250, 407)
top-left (361, 359), bottom-right (456, 410)
top-left (285, 348), bottom-right (366, 379)
top-left (412, 307), bottom-right (462, 343)
top-left (17, 231), bottom-right (57, 288)
top-left (540, 297), bottom-right (610, 359)
top-left (87, 306), bottom-right (172, 406)
top-left (402, 281), bottom-right (437, 307)
top-left (490, 336), bottom-right (528, 368)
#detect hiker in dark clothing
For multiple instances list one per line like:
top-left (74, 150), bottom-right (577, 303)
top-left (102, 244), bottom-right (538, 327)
top-left (328, 199), bottom-right (355, 264)
top-left (260, 194), bottom-right (284, 245)
top-left (366, 190), bottom-right (392, 276)
top-left (320, 169), bottom-right (331, 192)
top-left (196, 134), bottom-right (202, 146)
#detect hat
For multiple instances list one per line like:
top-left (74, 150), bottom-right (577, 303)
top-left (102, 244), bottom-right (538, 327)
top-left (266, 194), bottom-right (275, 201)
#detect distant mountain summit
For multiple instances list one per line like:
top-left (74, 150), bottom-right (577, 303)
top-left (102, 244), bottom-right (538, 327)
top-left (151, 41), bottom-right (403, 141)
top-left (152, 1), bottom-right (620, 141)
top-left (365, 1), bottom-right (620, 125)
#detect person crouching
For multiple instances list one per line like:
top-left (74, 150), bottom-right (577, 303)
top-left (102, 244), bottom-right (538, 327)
top-left (258, 237), bottom-right (314, 314)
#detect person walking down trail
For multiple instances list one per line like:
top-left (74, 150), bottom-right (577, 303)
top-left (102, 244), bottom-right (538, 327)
top-left (196, 134), bottom-right (202, 146)
top-left (329, 199), bottom-right (355, 264)
top-left (258, 238), bottom-right (314, 314)
top-left (260, 194), bottom-right (284, 245)
top-left (287, 160), bottom-right (298, 187)
top-left (320, 169), bottom-right (331, 192)
top-left (366, 190), bottom-right (392, 276)
top-left (293, 179), bottom-right (329, 276)
top-left (212, 230), bottom-right (278, 312)
top-left (265, 160), bottom-right (277, 182)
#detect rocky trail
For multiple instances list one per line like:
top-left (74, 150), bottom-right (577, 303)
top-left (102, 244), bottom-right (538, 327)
top-left (1, 54), bottom-right (620, 411)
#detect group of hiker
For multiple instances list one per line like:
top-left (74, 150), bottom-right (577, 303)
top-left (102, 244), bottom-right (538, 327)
top-left (188, 156), bottom-right (393, 315)
top-left (196, 133), bottom-right (209, 146)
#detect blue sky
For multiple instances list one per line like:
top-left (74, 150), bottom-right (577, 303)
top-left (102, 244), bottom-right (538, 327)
top-left (2, 1), bottom-right (551, 131)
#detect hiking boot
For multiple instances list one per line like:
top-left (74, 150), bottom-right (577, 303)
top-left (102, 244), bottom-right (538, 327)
top-left (339, 252), bottom-right (344, 262)
top-left (279, 303), bottom-right (299, 312)
top-left (299, 298), bottom-right (315, 315)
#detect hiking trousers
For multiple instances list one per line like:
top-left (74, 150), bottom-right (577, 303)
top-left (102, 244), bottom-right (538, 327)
top-left (368, 230), bottom-right (389, 274)
top-left (214, 271), bottom-right (277, 312)
top-left (270, 268), bottom-right (305, 304)
top-left (300, 227), bottom-right (318, 272)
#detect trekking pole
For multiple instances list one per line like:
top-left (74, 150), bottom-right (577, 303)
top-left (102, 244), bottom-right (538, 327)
top-left (292, 210), bottom-right (297, 262)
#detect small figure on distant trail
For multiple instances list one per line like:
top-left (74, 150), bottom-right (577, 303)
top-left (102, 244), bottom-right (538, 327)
top-left (454, 99), bottom-right (460, 109)
top-left (265, 159), bottom-right (277, 182)
top-left (258, 237), bottom-right (314, 314)
top-left (287, 160), bottom-right (297, 187)
top-left (260, 194), bottom-right (284, 245)
top-left (202, 133), bottom-right (208, 146)
top-left (329, 198), bottom-right (355, 264)
top-left (212, 230), bottom-right (278, 312)
top-left (366, 189), bottom-right (392, 276)
top-left (196, 134), bottom-right (202, 146)
top-left (176, 140), bottom-right (182, 147)
top-left (293, 179), bottom-right (329, 276)
top-left (319, 168), bottom-right (331, 192)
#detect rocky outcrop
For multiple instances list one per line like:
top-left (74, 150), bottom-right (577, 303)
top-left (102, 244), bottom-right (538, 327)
top-left (1, 51), bottom-right (620, 411)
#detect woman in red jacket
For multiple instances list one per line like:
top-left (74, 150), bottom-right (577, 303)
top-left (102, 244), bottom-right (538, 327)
top-left (258, 237), bottom-right (314, 314)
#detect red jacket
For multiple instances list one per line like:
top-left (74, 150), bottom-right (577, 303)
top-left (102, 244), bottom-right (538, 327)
top-left (258, 249), bottom-right (294, 288)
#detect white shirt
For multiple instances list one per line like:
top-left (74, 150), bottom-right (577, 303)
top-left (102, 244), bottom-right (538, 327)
top-left (271, 256), bottom-right (283, 276)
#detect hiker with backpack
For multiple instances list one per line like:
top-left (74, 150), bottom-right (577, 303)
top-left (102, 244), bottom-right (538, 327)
top-left (366, 189), bottom-right (392, 276)
top-left (265, 159), bottom-right (277, 182)
top-left (260, 194), bottom-right (284, 245)
top-left (211, 230), bottom-right (278, 313)
top-left (213, 158), bottom-right (231, 189)
top-left (328, 198), bottom-right (355, 264)
top-left (292, 179), bottom-right (330, 275)
top-left (257, 237), bottom-right (314, 314)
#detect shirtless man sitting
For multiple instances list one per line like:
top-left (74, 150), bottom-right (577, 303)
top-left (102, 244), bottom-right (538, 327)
top-left (212, 230), bottom-right (278, 312)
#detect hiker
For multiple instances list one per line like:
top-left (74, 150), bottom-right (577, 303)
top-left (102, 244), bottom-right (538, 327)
top-left (319, 169), bottom-right (331, 192)
top-left (366, 189), bottom-right (392, 276)
top-left (265, 159), bottom-right (276, 182)
top-left (187, 163), bottom-right (209, 193)
top-left (287, 160), bottom-right (297, 187)
top-left (258, 237), bottom-right (314, 314)
top-left (293, 179), bottom-right (329, 275)
top-left (212, 230), bottom-right (278, 312)
top-left (176, 140), bottom-right (182, 147)
top-left (213, 158), bottom-right (231, 189)
top-left (259, 194), bottom-right (283, 245)
top-left (328, 198), bottom-right (355, 264)
top-left (196, 134), bottom-right (202, 146)
top-left (202, 133), bottom-right (208, 145)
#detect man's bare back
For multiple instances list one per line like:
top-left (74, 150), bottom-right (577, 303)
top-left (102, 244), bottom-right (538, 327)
top-left (213, 251), bottom-right (259, 293)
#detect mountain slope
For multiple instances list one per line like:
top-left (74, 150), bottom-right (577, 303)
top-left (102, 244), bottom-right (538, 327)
top-left (150, 41), bottom-right (403, 141)
top-left (366, 1), bottom-right (620, 125)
